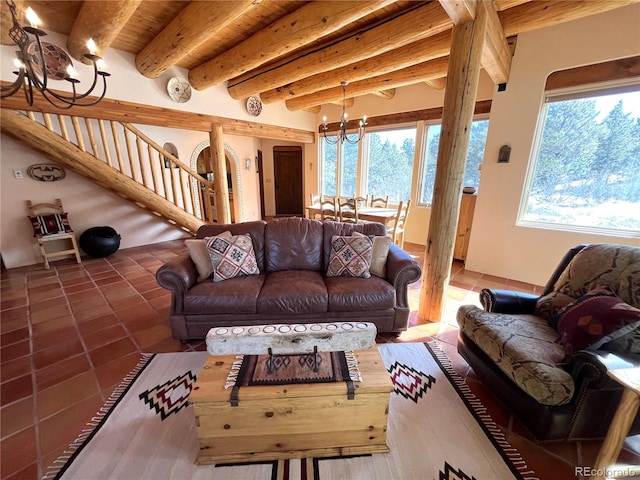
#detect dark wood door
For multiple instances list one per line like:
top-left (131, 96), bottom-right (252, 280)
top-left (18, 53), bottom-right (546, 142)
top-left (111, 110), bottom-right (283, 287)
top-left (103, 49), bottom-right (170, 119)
top-left (273, 146), bottom-right (303, 216)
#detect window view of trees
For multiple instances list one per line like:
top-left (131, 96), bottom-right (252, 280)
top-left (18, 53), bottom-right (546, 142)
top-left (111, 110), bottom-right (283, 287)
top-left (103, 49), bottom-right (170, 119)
top-left (321, 138), bottom-right (337, 196)
top-left (522, 89), bottom-right (640, 232)
top-left (367, 128), bottom-right (416, 202)
top-left (340, 136), bottom-right (359, 197)
top-left (420, 120), bottom-right (488, 204)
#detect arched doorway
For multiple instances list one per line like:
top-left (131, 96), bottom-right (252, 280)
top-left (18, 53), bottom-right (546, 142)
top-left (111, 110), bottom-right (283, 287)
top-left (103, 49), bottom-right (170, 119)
top-left (189, 141), bottom-right (245, 222)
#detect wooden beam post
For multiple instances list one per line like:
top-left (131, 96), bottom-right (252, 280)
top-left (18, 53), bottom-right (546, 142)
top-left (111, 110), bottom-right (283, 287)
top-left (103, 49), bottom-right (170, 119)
top-left (210, 125), bottom-right (231, 224)
top-left (418, 2), bottom-right (487, 323)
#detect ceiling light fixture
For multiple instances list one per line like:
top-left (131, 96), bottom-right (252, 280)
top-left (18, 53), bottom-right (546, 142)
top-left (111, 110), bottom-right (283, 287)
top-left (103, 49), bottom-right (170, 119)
top-left (321, 81), bottom-right (367, 145)
top-left (0, 0), bottom-right (110, 108)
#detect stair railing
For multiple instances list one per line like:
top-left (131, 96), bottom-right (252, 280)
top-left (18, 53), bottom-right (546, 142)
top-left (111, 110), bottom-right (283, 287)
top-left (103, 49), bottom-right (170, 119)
top-left (26, 111), bottom-right (215, 223)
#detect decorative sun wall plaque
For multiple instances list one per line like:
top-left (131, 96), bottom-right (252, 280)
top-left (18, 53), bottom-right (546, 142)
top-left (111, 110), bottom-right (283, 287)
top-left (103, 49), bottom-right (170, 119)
top-left (167, 77), bottom-right (192, 103)
top-left (27, 164), bottom-right (66, 181)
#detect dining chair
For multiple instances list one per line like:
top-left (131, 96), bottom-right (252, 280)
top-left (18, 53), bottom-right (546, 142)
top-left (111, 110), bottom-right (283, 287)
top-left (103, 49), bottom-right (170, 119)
top-left (369, 194), bottom-right (389, 208)
top-left (353, 196), bottom-right (368, 207)
top-left (388, 199), bottom-right (411, 248)
top-left (309, 193), bottom-right (323, 219)
top-left (320, 198), bottom-right (339, 221)
top-left (27, 198), bottom-right (82, 269)
top-left (339, 199), bottom-right (359, 223)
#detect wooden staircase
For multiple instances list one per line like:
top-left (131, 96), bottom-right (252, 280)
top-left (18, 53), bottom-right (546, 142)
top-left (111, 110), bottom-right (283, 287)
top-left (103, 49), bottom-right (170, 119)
top-left (0, 109), bottom-right (214, 234)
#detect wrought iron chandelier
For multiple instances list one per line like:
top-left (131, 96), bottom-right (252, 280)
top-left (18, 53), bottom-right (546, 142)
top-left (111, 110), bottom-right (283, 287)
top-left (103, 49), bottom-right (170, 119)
top-left (321, 81), bottom-right (367, 145)
top-left (0, 0), bottom-right (110, 108)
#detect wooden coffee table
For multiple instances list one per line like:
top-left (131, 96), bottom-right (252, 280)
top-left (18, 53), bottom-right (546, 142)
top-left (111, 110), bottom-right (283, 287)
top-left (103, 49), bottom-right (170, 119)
top-left (190, 345), bottom-right (392, 465)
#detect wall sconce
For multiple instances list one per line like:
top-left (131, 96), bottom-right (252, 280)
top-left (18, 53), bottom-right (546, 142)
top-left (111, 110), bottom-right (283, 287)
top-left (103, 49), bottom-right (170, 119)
top-left (245, 158), bottom-right (252, 170)
top-left (498, 144), bottom-right (511, 163)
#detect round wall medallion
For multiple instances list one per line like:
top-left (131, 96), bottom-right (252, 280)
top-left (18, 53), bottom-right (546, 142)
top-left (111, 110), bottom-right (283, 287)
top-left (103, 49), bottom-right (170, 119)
top-left (167, 77), bottom-right (192, 103)
top-left (246, 95), bottom-right (262, 116)
top-left (27, 41), bottom-right (72, 80)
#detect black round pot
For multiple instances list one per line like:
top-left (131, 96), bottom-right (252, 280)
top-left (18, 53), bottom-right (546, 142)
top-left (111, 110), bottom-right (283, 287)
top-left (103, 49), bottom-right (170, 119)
top-left (79, 226), bottom-right (121, 258)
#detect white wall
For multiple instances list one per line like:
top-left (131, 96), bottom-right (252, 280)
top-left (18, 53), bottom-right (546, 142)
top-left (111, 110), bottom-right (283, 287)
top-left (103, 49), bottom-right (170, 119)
top-left (465, 4), bottom-right (640, 286)
top-left (0, 32), bottom-right (316, 268)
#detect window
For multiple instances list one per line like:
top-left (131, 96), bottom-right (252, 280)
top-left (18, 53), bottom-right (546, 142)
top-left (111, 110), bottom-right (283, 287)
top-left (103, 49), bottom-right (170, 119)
top-left (520, 84), bottom-right (640, 234)
top-left (420, 119), bottom-right (488, 205)
top-left (321, 134), bottom-right (359, 197)
top-left (321, 137), bottom-right (337, 196)
top-left (366, 127), bottom-right (416, 202)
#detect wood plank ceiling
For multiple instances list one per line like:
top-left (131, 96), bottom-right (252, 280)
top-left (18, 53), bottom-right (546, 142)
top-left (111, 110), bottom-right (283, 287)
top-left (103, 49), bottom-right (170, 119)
top-left (0, 0), bottom-right (633, 113)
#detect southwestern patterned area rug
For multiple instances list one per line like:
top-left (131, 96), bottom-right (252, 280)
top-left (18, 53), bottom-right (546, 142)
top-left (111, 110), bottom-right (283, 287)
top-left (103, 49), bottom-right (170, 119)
top-left (43, 342), bottom-right (539, 480)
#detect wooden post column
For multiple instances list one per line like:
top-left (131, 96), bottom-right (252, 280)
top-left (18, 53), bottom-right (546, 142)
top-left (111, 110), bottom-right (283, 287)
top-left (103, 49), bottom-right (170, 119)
top-left (210, 124), bottom-right (231, 225)
top-left (418, 3), bottom-right (487, 323)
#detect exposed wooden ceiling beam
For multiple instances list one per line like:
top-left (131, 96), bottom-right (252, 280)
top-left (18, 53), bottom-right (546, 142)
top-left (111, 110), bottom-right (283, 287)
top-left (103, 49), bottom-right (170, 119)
top-left (189, 0), bottom-right (396, 90)
top-left (425, 77), bottom-right (447, 90)
top-left (438, 0), bottom-right (476, 24)
top-left (370, 89), bottom-right (396, 99)
top-left (135, 0), bottom-right (257, 79)
top-left (480, 0), bottom-right (512, 84)
top-left (227, 2), bottom-right (453, 100)
top-left (67, 1), bottom-right (141, 64)
top-left (260, 30), bottom-right (452, 104)
top-left (286, 56), bottom-right (450, 111)
top-left (498, 0), bottom-right (636, 37)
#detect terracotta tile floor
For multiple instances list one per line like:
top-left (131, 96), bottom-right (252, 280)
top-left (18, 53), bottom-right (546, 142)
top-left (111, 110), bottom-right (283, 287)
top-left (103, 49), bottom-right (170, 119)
top-left (1, 240), bottom-right (638, 479)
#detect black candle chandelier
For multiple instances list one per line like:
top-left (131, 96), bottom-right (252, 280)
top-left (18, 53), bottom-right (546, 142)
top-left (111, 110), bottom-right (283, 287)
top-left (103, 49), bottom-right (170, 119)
top-left (0, 0), bottom-right (110, 108)
top-left (321, 81), bottom-right (368, 145)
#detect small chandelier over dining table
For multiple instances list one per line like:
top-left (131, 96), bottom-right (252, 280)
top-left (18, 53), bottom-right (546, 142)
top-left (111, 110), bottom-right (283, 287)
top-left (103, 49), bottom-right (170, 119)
top-left (321, 81), bottom-right (368, 145)
top-left (0, 0), bottom-right (110, 108)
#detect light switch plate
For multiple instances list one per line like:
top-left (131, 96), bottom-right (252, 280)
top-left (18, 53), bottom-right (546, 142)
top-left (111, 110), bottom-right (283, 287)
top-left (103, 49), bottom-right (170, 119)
top-left (13, 170), bottom-right (23, 179)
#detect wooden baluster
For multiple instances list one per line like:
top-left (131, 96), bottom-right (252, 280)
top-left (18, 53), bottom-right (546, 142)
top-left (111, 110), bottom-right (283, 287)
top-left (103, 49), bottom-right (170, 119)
top-left (123, 128), bottom-right (137, 181)
top-left (57, 115), bottom-right (70, 142)
top-left (84, 118), bottom-right (99, 159)
top-left (42, 113), bottom-right (53, 131)
top-left (70, 116), bottom-right (85, 151)
top-left (204, 184), bottom-right (214, 222)
top-left (110, 121), bottom-right (125, 173)
top-left (180, 169), bottom-right (189, 213)
top-left (135, 135), bottom-right (148, 187)
top-left (98, 120), bottom-right (112, 167)
top-left (149, 146), bottom-right (159, 193)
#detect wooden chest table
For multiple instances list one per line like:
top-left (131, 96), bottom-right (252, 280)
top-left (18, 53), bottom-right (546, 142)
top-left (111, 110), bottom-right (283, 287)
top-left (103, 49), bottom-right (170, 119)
top-left (190, 345), bottom-right (392, 465)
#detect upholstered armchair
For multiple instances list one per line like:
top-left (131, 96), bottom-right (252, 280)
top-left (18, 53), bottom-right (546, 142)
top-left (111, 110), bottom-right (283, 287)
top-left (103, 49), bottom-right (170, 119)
top-left (456, 243), bottom-right (640, 441)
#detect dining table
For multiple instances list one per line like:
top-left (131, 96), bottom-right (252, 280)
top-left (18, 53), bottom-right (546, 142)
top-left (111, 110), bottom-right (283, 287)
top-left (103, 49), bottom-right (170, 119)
top-left (306, 204), bottom-right (398, 224)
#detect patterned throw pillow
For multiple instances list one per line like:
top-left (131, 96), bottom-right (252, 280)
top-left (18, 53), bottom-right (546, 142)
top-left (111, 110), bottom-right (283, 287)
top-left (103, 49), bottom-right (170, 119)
top-left (185, 231), bottom-right (231, 282)
top-left (28, 213), bottom-right (73, 237)
top-left (205, 234), bottom-right (259, 282)
top-left (353, 231), bottom-right (391, 278)
top-left (553, 286), bottom-right (640, 356)
top-left (326, 235), bottom-right (373, 278)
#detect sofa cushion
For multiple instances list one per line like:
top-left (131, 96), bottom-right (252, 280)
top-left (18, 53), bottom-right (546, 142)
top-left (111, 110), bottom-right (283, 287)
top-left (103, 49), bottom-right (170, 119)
top-left (553, 286), bottom-right (640, 356)
top-left (457, 305), bottom-right (574, 405)
top-left (264, 217), bottom-right (324, 272)
top-left (185, 231), bottom-right (231, 282)
top-left (184, 274), bottom-right (266, 314)
top-left (325, 276), bottom-right (395, 312)
top-left (257, 270), bottom-right (328, 314)
top-left (205, 234), bottom-right (260, 282)
top-left (327, 235), bottom-right (373, 278)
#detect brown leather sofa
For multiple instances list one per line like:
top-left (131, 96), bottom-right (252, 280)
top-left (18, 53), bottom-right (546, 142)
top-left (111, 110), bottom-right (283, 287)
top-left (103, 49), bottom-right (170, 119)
top-left (457, 243), bottom-right (640, 441)
top-left (156, 217), bottom-right (422, 341)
